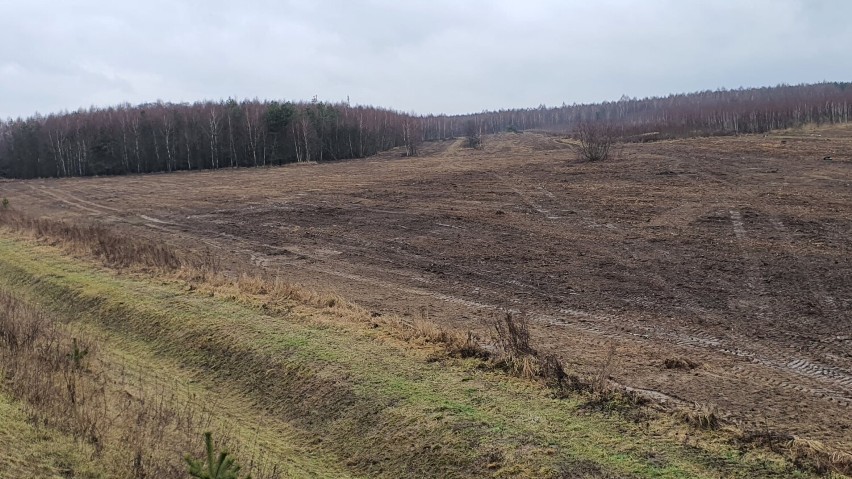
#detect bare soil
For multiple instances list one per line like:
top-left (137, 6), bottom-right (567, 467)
top-left (3, 125), bottom-right (851, 451)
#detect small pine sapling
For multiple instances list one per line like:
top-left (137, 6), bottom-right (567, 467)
top-left (67, 338), bottom-right (89, 370)
top-left (186, 432), bottom-right (251, 479)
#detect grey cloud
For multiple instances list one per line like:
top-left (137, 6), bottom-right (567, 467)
top-left (1, 0), bottom-right (850, 119)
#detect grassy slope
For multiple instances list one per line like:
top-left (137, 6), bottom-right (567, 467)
top-left (0, 392), bottom-right (103, 478)
top-left (0, 236), bottom-right (816, 479)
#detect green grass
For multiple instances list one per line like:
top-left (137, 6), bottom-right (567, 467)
top-left (0, 236), bottom-right (820, 478)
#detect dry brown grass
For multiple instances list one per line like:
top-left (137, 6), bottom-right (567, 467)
top-left (0, 208), bottom-right (491, 366)
top-left (678, 403), bottom-right (720, 430)
top-left (787, 437), bottom-right (852, 475)
top-left (237, 272), bottom-right (268, 295)
top-left (663, 357), bottom-right (700, 370)
top-left (0, 208), bottom-right (201, 273)
top-left (0, 289), bottom-right (276, 478)
top-left (409, 318), bottom-right (484, 359)
top-left (737, 430), bottom-right (852, 475)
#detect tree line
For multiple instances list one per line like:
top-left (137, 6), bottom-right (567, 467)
top-left (420, 82), bottom-right (852, 141)
top-left (0, 99), bottom-right (422, 179)
top-left (1, 82), bottom-right (851, 178)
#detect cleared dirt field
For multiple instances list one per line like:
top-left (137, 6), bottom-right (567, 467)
top-left (3, 125), bottom-right (851, 451)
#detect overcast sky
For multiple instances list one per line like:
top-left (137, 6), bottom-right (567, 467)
top-left (1, 0), bottom-right (850, 119)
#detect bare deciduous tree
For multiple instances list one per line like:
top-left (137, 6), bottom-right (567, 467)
top-left (401, 117), bottom-right (422, 156)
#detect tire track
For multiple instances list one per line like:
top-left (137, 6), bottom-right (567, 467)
top-left (29, 184), bottom-right (174, 228)
top-left (489, 172), bottom-right (560, 220)
top-left (540, 308), bottom-right (851, 405)
top-left (53, 188), bottom-right (123, 212)
top-left (769, 216), bottom-right (844, 318)
top-left (29, 185), bottom-right (111, 217)
top-left (724, 209), bottom-right (852, 399)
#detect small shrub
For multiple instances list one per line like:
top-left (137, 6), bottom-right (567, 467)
top-left (483, 312), bottom-right (540, 378)
top-left (465, 120), bottom-right (483, 149)
top-left (2, 198), bottom-right (8, 209)
top-left (574, 122), bottom-right (616, 161)
top-left (491, 312), bottom-right (536, 358)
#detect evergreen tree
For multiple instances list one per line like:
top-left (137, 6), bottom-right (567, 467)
top-left (186, 432), bottom-right (251, 479)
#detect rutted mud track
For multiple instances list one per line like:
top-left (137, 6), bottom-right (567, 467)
top-left (4, 129), bottom-right (851, 450)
